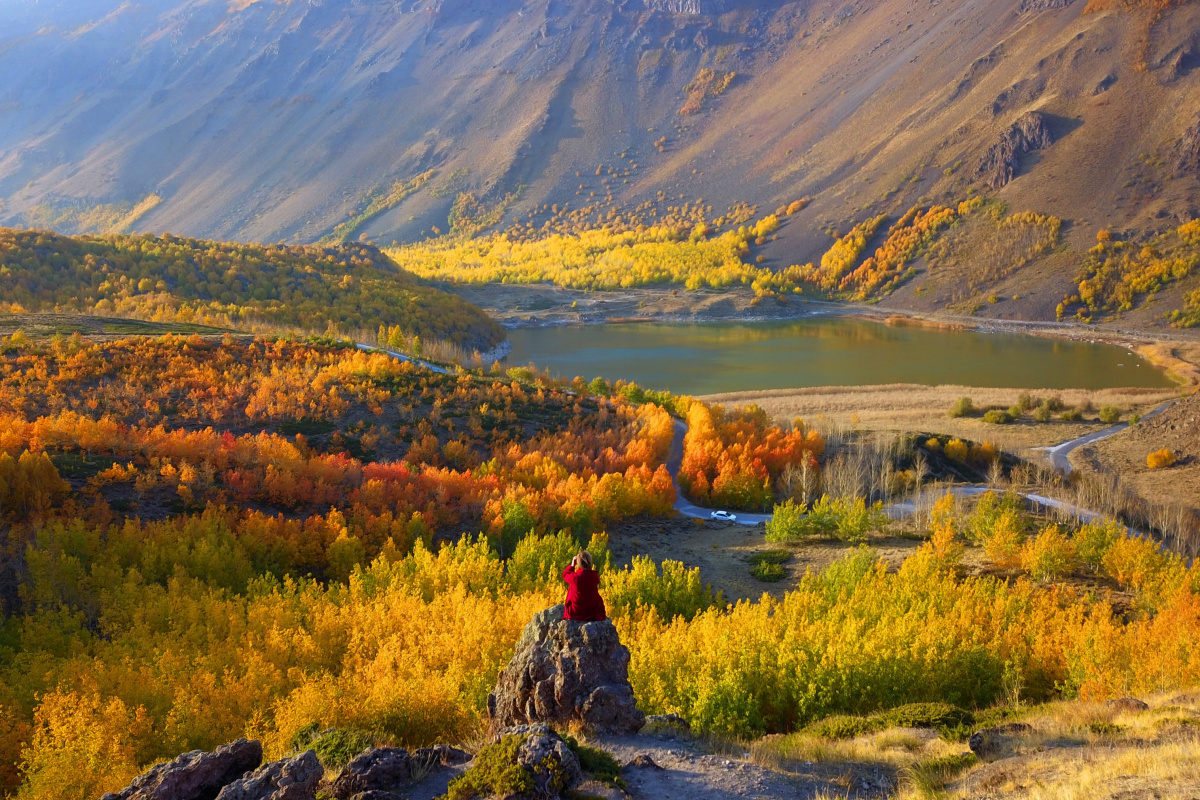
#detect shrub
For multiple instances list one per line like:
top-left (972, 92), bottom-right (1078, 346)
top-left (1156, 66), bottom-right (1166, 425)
top-left (297, 728), bottom-right (375, 770)
top-left (983, 410), bottom-right (1013, 425)
top-left (1147, 448), bottom-right (1176, 469)
top-left (444, 735), bottom-right (536, 800)
top-left (563, 736), bottom-right (623, 787)
top-left (1033, 403), bottom-right (1052, 423)
top-left (948, 397), bottom-right (975, 418)
top-left (751, 561), bottom-right (787, 582)
top-left (805, 714), bottom-right (881, 740)
top-left (982, 510), bottom-right (1026, 568)
top-left (944, 438), bottom-right (969, 462)
top-left (1007, 405), bottom-right (1024, 419)
top-left (1017, 393), bottom-right (1035, 411)
top-left (766, 497), bottom-right (884, 544)
top-left (765, 499), bottom-right (809, 542)
top-left (1099, 405), bottom-right (1121, 424)
top-left (1075, 519), bottom-right (1124, 572)
top-left (1021, 524), bottom-right (1075, 581)
top-left (749, 550), bottom-right (791, 582)
top-left (884, 702), bottom-right (974, 732)
top-left (1060, 408), bottom-right (1083, 422)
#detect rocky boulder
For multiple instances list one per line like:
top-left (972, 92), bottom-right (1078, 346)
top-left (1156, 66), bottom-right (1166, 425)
top-left (968, 722), bottom-right (1034, 757)
top-left (1106, 697), bottom-right (1150, 713)
top-left (330, 746), bottom-right (470, 799)
top-left (487, 605), bottom-right (645, 735)
top-left (499, 723), bottom-right (584, 799)
top-left (977, 111), bottom-right (1055, 189)
top-left (215, 751), bottom-right (322, 800)
top-left (101, 739), bottom-right (263, 800)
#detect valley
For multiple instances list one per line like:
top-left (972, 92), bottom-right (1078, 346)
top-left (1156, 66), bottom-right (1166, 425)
top-left (3, 1), bottom-right (1200, 798)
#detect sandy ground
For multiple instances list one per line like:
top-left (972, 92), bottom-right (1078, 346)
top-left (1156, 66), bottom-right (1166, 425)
top-left (699, 383), bottom-right (1183, 457)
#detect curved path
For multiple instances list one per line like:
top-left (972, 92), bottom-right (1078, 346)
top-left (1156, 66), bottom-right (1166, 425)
top-left (1039, 401), bottom-right (1175, 474)
top-left (664, 415), bottom-right (1158, 529)
top-left (355, 342), bottom-right (450, 375)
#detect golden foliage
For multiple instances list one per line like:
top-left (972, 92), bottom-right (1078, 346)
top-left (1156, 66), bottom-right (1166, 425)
top-left (1147, 448), bottom-right (1176, 469)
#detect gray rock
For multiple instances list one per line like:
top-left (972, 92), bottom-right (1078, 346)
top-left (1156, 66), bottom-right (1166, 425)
top-left (494, 723), bottom-right (583, 799)
top-left (331, 749), bottom-right (411, 799)
top-left (968, 723), bottom-right (1034, 757)
top-left (488, 605), bottom-right (645, 735)
top-left (215, 751), bottom-right (322, 800)
top-left (977, 111), bottom-right (1055, 189)
top-left (1106, 697), bottom-right (1150, 713)
top-left (1177, 115), bottom-right (1200, 174)
top-left (626, 753), bottom-right (663, 770)
top-left (100, 739), bottom-right (263, 800)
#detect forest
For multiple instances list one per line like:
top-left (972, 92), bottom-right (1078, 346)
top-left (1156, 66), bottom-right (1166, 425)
top-left (0, 229), bottom-right (504, 350)
top-left (0, 332), bottom-right (1196, 799)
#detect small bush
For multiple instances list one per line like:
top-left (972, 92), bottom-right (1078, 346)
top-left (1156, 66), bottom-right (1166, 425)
top-left (751, 560), bottom-right (787, 582)
top-left (983, 410), bottom-right (1013, 425)
top-left (805, 714), bottom-right (882, 740)
top-left (1075, 518), bottom-right (1124, 572)
top-left (445, 735), bottom-right (536, 800)
top-left (563, 736), bottom-right (624, 788)
top-left (1129, 412), bottom-right (1141, 425)
top-left (1007, 405), bottom-right (1024, 419)
top-left (1060, 408), bottom-right (1083, 422)
top-left (884, 702), bottom-right (974, 732)
top-left (766, 497), bottom-right (885, 544)
top-left (944, 438), bottom-right (969, 462)
top-left (289, 726), bottom-right (375, 769)
top-left (1032, 403), bottom-right (1052, 423)
top-left (1099, 405), bottom-right (1121, 424)
top-left (1147, 448), bottom-right (1176, 469)
top-left (1021, 524), bottom-right (1075, 581)
top-left (1047, 395), bottom-right (1065, 412)
top-left (1017, 393), bottom-right (1035, 411)
top-left (948, 397), bottom-right (975, 418)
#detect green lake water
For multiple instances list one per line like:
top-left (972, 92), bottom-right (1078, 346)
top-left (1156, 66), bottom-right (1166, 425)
top-left (504, 318), bottom-right (1175, 396)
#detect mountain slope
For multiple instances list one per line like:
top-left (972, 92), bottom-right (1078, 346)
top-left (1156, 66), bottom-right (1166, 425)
top-left (2, 0), bottom-right (1200, 322)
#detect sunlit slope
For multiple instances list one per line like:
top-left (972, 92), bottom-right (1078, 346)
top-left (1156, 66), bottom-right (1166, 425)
top-left (0, 228), bottom-right (505, 350)
top-left (1, 0), bottom-right (1199, 320)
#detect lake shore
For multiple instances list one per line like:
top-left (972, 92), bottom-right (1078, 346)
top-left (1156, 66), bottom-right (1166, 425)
top-left (453, 283), bottom-right (1200, 388)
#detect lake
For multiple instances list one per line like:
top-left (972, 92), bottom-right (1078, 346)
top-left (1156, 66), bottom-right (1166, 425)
top-left (504, 318), bottom-right (1175, 395)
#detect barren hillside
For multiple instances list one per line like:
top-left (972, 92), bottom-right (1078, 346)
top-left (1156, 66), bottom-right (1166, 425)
top-left (2, 0), bottom-right (1200, 322)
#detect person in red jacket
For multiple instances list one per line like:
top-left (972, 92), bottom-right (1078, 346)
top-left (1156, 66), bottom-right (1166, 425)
top-left (562, 551), bottom-right (607, 621)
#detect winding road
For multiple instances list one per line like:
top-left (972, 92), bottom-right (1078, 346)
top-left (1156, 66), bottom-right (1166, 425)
top-left (1039, 401), bottom-right (1175, 474)
top-left (665, 409), bottom-right (1173, 528)
top-left (368, 345), bottom-right (1167, 529)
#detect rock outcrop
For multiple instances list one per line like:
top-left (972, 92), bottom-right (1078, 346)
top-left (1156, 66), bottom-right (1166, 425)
top-left (1107, 697), bottom-right (1150, 713)
top-left (330, 746), bottom-right (470, 799)
top-left (968, 723), bottom-right (1034, 757)
top-left (215, 751), bottom-right (323, 800)
top-left (488, 605), bottom-right (645, 735)
top-left (497, 723), bottom-right (584, 799)
top-left (1178, 115), bottom-right (1200, 174)
top-left (101, 739), bottom-right (263, 800)
top-left (977, 111), bottom-right (1055, 189)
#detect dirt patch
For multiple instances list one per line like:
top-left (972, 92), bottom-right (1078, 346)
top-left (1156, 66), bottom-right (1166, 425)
top-left (699, 383), bottom-right (1179, 457)
top-left (605, 515), bottom-right (927, 602)
top-left (1080, 391), bottom-right (1200, 535)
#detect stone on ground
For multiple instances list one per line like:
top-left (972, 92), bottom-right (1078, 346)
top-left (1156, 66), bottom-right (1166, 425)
top-left (100, 739), bottom-right (263, 800)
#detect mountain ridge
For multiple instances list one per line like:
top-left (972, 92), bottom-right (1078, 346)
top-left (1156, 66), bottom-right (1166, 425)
top-left (3, 0), bottom-right (1200, 324)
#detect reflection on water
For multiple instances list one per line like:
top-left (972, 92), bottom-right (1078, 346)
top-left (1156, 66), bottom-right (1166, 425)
top-left (505, 318), bottom-right (1174, 395)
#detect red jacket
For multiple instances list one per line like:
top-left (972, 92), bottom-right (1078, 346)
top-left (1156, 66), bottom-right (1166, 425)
top-left (562, 566), bottom-right (607, 621)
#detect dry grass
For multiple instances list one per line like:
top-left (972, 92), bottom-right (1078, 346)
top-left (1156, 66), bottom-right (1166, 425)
top-left (701, 383), bottom-right (1180, 453)
top-left (950, 691), bottom-right (1200, 800)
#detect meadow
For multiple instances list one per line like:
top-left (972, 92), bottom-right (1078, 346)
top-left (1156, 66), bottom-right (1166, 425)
top-left (0, 332), bottom-right (1197, 799)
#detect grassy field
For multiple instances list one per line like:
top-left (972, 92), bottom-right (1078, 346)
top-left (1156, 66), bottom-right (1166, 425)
top-left (0, 313), bottom-right (234, 339)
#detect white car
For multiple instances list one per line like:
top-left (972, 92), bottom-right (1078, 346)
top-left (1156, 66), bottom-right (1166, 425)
top-left (710, 510), bottom-right (737, 522)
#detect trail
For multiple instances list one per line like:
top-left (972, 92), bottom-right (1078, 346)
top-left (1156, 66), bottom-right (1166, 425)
top-left (355, 342), bottom-right (451, 374)
top-left (664, 413), bottom-right (1167, 528)
top-left (1039, 400), bottom-right (1175, 474)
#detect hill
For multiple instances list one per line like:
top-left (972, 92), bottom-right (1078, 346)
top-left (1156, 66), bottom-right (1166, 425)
top-left (0, 331), bottom-right (1198, 798)
top-left (0, 227), bottom-right (506, 352)
top-left (3, 0), bottom-right (1200, 325)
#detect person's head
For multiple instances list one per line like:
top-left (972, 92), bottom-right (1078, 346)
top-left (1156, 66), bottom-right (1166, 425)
top-left (576, 550), bottom-right (594, 571)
